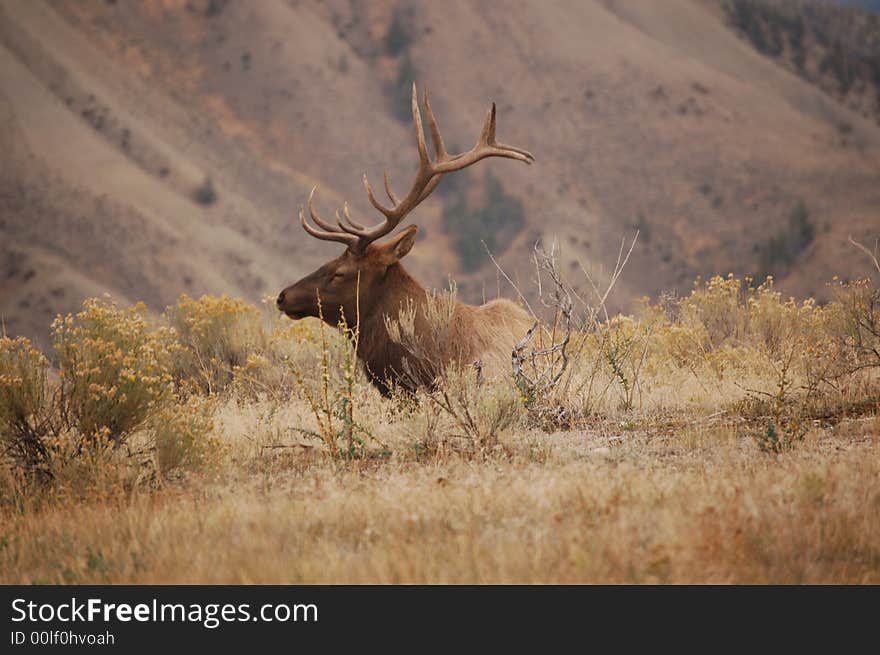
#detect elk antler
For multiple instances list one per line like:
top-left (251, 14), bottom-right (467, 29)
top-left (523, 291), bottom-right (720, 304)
top-left (300, 83), bottom-right (534, 253)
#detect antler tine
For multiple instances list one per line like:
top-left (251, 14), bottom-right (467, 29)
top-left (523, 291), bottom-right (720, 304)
top-left (476, 103), bottom-right (535, 162)
top-left (383, 169), bottom-right (400, 205)
top-left (422, 85), bottom-right (448, 159)
top-left (478, 103), bottom-right (496, 146)
top-left (495, 142), bottom-right (536, 162)
top-left (411, 83), bottom-right (431, 171)
top-left (334, 210), bottom-right (352, 234)
top-left (299, 205), bottom-right (359, 247)
top-left (339, 178), bottom-right (398, 237)
top-left (335, 206), bottom-right (369, 236)
top-left (363, 173), bottom-right (395, 219)
top-left (412, 85), bottom-right (448, 205)
top-left (307, 186), bottom-right (341, 232)
top-left (355, 85), bottom-right (434, 241)
top-left (361, 84), bottom-right (425, 222)
top-left (342, 203), bottom-right (366, 230)
top-left (474, 103), bottom-right (534, 161)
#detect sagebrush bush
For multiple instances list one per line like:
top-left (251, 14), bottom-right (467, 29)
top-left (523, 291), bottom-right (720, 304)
top-left (151, 396), bottom-right (219, 478)
top-left (411, 366), bottom-right (523, 456)
top-left (0, 337), bottom-right (53, 474)
top-left (166, 294), bottom-right (266, 394)
top-left (517, 273), bottom-right (880, 422)
top-left (53, 298), bottom-right (175, 444)
top-left (1, 299), bottom-right (179, 484)
top-left (678, 274), bottom-right (750, 347)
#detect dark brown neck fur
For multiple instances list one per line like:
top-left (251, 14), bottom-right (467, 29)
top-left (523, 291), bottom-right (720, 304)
top-left (356, 262), bottom-right (430, 394)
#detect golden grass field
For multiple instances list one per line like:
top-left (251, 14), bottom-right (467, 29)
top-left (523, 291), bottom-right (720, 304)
top-left (1, 268), bottom-right (879, 584)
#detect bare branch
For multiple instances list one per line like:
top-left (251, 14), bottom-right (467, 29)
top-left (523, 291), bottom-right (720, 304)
top-left (482, 241), bottom-right (536, 318)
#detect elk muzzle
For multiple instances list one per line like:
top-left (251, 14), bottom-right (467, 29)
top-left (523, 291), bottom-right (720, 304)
top-left (276, 284), bottom-right (318, 320)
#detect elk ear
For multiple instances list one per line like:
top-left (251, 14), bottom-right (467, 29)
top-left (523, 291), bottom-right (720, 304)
top-left (378, 225), bottom-right (418, 265)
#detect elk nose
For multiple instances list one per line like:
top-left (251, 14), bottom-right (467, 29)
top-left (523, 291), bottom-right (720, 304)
top-left (276, 291), bottom-right (285, 308)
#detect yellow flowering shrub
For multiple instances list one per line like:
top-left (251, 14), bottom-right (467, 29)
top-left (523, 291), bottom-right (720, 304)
top-left (151, 396), bottom-right (219, 478)
top-left (52, 298), bottom-right (175, 443)
top-left (0, 336), bottom-right (53, 473)
top-left (166, 294), bottom-right (266, 394)
top-left (679, 274), bottom-right (750, 348)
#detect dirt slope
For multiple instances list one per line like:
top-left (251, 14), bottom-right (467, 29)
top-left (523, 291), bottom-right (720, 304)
top-left (1, 0), bottom-right (878, 345)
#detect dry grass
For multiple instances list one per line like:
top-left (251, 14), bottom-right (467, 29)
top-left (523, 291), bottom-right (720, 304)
top-left (1, 274), bottom-right (879, 584)
top-left (1, 418), bottom-right (877, 584)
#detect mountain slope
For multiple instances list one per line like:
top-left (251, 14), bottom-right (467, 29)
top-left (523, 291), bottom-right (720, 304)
top-left (2, 0), bottom-right (879, 346)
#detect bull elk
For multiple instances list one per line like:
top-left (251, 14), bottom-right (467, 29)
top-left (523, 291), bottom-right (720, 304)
top-left (276, 84), bottom-right (535, 394)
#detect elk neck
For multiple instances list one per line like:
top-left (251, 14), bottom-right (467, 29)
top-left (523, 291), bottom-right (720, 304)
top-left (354, 261), bottom-right (432, 391)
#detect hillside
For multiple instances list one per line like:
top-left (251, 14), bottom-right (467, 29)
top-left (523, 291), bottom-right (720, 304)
top-left (2, 0), bottom-right (879, 346)
top-left (720, 0), bottom-right (880, 125)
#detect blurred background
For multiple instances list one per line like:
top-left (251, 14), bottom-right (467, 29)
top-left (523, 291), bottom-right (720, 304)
top-left (1, 0), bottom-right (878, 348)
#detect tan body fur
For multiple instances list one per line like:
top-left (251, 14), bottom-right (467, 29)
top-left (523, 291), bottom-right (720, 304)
top-left (357, 263), bottom-right (532, 392)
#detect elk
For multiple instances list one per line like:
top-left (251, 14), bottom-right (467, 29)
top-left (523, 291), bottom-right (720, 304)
top-left (276, 84), bottom-right (535, 394)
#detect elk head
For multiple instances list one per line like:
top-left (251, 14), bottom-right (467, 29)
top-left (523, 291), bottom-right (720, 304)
top-left (276, 84), bottom-right (534, 328)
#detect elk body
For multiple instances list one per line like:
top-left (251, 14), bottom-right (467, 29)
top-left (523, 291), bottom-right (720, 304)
top-left (277, 85), bottom-right (534, 394)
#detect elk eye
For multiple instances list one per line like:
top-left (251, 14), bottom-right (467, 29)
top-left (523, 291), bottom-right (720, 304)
top-left (332, 272), bottom-right (345, 280)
